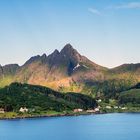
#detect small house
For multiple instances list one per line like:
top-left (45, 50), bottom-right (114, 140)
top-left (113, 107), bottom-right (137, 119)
top-left (86, 110), bottom-right (95, 113)
top-left (97, 99), bottom-right (102, 103)
top-left (114, 106), bottom-right (119, 109)
top-left (0, 108), bottom-right (5, 114)
top-left (106, 106), bottom-right (112, 109)
top-left (94, 107), bottom-right (100, 112)
top-left (121, 107), bottom-right (127, 110)
top-left (74, 109), bottom-right (83, 113)
top-left (19, 107), bottom-right (28, 113)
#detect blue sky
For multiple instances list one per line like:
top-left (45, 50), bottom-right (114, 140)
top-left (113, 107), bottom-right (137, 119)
top-left (0, 0), bottom-right (140, 68)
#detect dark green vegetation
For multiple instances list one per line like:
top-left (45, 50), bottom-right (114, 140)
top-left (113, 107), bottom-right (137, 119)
top-left (0, 81), bottom-right (140, 119)
top-left (119, 84), bottom-right (140, 105)
top-left (119, 89), bottom-right (140, 105)
top-left (0, 83), bottom-right (97, 113)
top-left (97, 82), bottom-right (140, 113)
top-left (115, 84), bottom-right (140, 112)
top-left (90, 79), bottom-right (135, 97)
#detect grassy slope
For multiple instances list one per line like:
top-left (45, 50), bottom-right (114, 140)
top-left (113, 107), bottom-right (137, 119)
top-left (0, 76), bottom-right (13, 88)
top-left (119, 89), bottom-right (140, 104)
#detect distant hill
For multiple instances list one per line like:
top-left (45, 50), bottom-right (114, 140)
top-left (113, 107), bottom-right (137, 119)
top-left (114, 82), bottom-right (140, 106)
top-left (109, 63), bottom-right (140, 81)
top-left (111, 63), bottom-right (140, 73)
top-left (119, 89), bottom-right (140, 105)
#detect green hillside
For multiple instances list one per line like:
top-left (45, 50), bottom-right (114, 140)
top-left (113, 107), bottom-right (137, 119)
top-left (119, 89), bottom-right (140, 105)
top-left (0, 83), bottom-right (97, 113)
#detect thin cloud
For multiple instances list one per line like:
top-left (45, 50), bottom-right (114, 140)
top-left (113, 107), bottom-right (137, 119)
top-left (88, 8), bottom-right (101, 16)
top-left (113, 2), bottom-right (140, 9)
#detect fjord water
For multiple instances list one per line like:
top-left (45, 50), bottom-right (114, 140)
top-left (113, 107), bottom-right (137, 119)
top-left (0, 113), bottom-right (140, 140)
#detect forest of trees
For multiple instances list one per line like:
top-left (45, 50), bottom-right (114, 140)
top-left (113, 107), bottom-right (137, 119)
top-left (0, 83), bottom-right (97, 113)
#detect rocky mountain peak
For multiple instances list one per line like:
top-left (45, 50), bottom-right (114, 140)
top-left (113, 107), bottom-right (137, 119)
top-left (40, 53), bottom-right (47, 63)
top-left (53, 49), bottom-right (60, 55)
top-left (41, 53), bottom-right (47, 59)
top-left (47, 49), bottom-right (59, 59)
top-left (61, 43), bottom-right (73, 50)
top-left (60, 44), bottom-right (78, 56)
top-left (24, 55), bottom-right (41, 66)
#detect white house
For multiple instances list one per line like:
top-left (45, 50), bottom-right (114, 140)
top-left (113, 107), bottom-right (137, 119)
top-left (106, 106), bottom-right (112, 109)
top-left (97, 99), bottom-right (102, 103)
top-left (121, 107), bottom-right (127, 110)
top-left (74, 109), bottom-right (83, 113)
top-left (19, 107), bottom-right (28, 113)
top-left (94, 107), bottom-right (100, 112)
top-left (114, 106), bottom-right (119, 109)
top-left (0, 108), bottom-right (5, 114)
top-left (86, 109), bottom-right (95, 113)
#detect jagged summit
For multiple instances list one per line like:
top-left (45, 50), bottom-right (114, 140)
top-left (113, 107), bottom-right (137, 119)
top-left (47, 49), bottom-right (59, 60)
top-left (49, 49), bottom-right (60, 56)
top-left (60, 43), bottom-right (78, 55)
top-left (41, 53), bottom-right (47, 59)
top-left (61, 43), bottom-right (73, 50)
top-left (24, 55), bottom-right (41, 65)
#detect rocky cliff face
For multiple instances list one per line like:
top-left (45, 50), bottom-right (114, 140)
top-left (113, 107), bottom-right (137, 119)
top-left (13, 44), bottom-right (107, 90)
top-left (0, 64), bottom-right (19, 78)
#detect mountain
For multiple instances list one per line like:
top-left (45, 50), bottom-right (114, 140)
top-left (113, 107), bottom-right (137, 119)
top-left (0, 44), bottom-right (140, 94)
top-left (13, 44), bottom-right (107, 92)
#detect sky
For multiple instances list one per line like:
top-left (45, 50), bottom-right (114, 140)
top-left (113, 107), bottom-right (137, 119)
top-left (0, 0), bottom-right (140, 68)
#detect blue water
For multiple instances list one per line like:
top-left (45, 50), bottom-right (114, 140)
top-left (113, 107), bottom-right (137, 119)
top-left (0, 113), bottom-right (140, 140)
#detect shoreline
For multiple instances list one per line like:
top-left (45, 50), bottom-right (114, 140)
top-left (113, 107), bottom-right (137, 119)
top-left (0, 111), bottom-right (139, 120)
top-left (0, 112), bottom-right (103, 120)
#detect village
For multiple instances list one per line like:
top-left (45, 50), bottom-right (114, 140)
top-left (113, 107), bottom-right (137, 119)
top-left (73, 99), bottom-right (128, 114)
top-left (0, 99), bottom-right (128, 116)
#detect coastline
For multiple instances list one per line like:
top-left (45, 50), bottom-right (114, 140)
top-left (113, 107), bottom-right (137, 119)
top-left (0, 110), bottom-right (139, 120)
top-left (0, 112), bottom-right (103, 120)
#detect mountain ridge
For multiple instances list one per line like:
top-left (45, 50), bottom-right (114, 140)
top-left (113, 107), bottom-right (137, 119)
top-left (0, 44), bottom-right (140, 93)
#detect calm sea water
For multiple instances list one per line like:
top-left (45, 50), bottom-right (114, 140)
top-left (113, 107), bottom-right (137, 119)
top-left (0, 113), bottom-right (140, 140)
